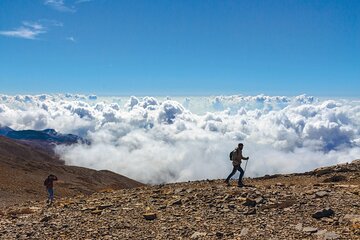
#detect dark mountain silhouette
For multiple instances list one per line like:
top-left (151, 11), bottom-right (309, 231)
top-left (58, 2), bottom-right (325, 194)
top-left (0, 126), bottom-right (89, 155)
top-left (0, 126), bottom-right (88, 144)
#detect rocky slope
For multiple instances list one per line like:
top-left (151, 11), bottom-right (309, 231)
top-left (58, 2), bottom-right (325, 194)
top-left (0, 136), bottom-right (143, 207)
top-left (0, 160), bottom-right (359, 239)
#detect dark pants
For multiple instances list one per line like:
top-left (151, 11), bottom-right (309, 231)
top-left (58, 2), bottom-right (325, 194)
top-left (47, 188), bottom-right (54, 202)
top-left (226, 164), bottom-right (244, 185)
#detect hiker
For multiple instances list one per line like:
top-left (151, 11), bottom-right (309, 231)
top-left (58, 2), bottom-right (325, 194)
top-left (44, 174), bottom-right (58, 204)
top-left (225, 143), bottom-right (249, 187)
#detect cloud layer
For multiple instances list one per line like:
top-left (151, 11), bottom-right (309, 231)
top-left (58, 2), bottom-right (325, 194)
top-left (0, 94), bottom-right (359, 183)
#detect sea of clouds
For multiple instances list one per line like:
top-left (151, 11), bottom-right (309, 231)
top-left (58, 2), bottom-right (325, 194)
top-left (0, 94), bottom-right (359, 184)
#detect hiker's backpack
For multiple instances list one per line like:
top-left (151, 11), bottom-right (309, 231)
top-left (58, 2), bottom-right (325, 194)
top-left (44, 178), bottom-right (49, 187)
top-left (229, 149), bottom-right (236, 161)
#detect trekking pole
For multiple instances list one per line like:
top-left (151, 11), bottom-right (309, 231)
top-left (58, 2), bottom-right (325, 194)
top-left (243, 159), bottom-right (249, 177)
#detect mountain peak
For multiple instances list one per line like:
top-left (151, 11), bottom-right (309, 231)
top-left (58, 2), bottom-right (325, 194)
top-left (0, 126), bottom-right (14, 135)
top-left (42, 129), bottom-right (58, 135)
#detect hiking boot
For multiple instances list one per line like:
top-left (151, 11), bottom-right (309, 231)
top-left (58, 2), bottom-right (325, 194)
top-left (238, 182), bottom-right (245, 188)
top-left (224, 180), bottom-right (230, 186)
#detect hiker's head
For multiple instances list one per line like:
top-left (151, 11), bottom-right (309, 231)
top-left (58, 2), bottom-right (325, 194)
top-left (238, 143), bottom-right (244, 149)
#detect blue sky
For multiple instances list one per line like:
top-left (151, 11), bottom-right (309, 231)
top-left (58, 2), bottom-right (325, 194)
top-left (0, 0), bottom-right (359, 96)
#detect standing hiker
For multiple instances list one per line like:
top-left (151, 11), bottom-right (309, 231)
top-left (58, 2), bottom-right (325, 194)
top-left (225, 143), bottom-right (249, 187)
top-left (44, 174), bottom-right (58, 204)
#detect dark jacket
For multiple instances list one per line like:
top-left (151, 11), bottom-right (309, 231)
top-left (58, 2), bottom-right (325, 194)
top-left (44, 175), bottom-right (58, 189)
top-left (232, 148), bottom-right (246, 166)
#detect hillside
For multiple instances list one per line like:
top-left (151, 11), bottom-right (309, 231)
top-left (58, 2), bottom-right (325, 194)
top-left (0, 136), bottom-right (143, 207)
top-left (0, 159), bottom-right (359, 239)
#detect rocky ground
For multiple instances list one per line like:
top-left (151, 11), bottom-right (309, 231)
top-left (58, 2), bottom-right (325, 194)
top-left (0, 160), bottom-right (359, 239)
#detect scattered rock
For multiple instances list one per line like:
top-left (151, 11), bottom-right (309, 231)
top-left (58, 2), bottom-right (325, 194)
top-left (312, 208), bottom-right (335, 219)
top-left (240, 228), bottom-right (249, 236)
top-left (143, 213), bottom-right (157, 221)
top-left (91, 210), bottom-right (103, 215)
top-left (190, 232), bottom-right (207, 239)
top-left (98, 204), bottom-right (113, 210)
top-left (302, 227), bottom-right (318, 233)
top-left (215, 231), bottom-right (224, 238)
top-left (243, 198), bottom-right (256, 207)
top-left (255, 196), bottom-right (264, 204)
top-left (323, 232), bottom-right (340, 239)
top-left (174, 188), bottom-right (184, 194)
top-left (314, 229), bottom-right (328, 236)
top-left (277, 200), bottom-right (295, 209)
top-left (16, 222), bottom-right (25, 227)
top-left (336, 184), bottom-right (358, 189)
top-left (323, 175), bottom-right (347, 183)
top-left (294, 223), bottom-right (303, 231)
top-left (244, 208), bottom-right (256, 215)
top-left (40, 215), bottom-right (51, 222)
top-left (315, 191), bottom-right (329, 198)
top-left (169, 199), bottom-right (182, 206)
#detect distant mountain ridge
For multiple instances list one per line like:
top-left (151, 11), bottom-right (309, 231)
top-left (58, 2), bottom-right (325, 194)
top-left (0, 126), bottom-right (89, 145)
top-left (0, 126), bottom-right (90, 156)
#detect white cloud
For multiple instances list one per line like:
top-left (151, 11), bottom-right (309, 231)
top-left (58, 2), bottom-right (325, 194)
top-left (0, 22), bottom-right (46, 40)
top-left (22, 21), bottom-right (44, 30)
top-left (44, 0), bottom-right (76, 13)
top-left (0, 20), bottom-right (63, 40)
top-left (66, 36), bottom-right (76, 42)
top-left (1, 94), bottom-right (359, 184)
